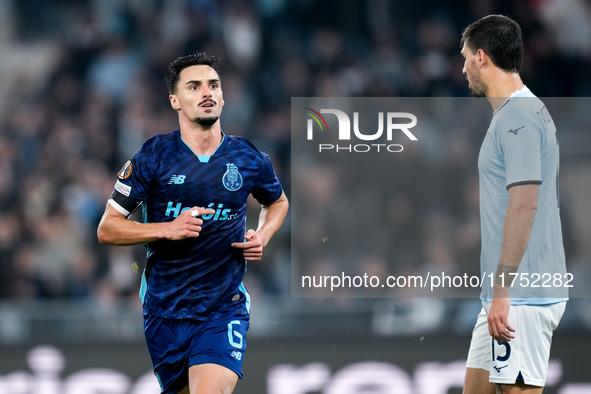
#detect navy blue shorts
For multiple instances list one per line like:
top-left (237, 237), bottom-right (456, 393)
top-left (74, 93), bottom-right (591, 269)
top-left (144, 313), bottom-right (250, 394)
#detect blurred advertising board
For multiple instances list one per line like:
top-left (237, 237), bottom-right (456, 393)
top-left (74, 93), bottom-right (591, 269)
top-left (1, 334), bottom-right (590, 394)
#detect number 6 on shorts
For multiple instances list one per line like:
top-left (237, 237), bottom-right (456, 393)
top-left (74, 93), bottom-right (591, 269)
top-left (227, 320), bottom-right (244, 348)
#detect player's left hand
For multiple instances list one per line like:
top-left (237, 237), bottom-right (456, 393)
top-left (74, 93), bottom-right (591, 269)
top-left (487, 296), bottom-right (515, 342)
top-left (231, 229), bottom-right (263, 261)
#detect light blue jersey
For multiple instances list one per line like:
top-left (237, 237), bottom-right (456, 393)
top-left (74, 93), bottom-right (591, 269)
top-left (478, 87), bottom-right (568, 305)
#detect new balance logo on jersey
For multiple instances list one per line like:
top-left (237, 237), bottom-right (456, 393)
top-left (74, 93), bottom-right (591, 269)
top-left (168, 175), bottom-right (186, 184)
top-left (230, 350), bottom-right (242, 360)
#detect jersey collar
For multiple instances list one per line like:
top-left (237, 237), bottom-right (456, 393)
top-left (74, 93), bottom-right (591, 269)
top-left (179, 131), bottom-right (226, 163)
top-left (509, 85), bottom-right (530, 97)
top-left (492, 85), bottom-right (531, 117)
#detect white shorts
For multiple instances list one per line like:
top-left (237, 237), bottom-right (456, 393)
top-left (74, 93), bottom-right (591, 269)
top-left (466, 301), bottom-right (566, 386)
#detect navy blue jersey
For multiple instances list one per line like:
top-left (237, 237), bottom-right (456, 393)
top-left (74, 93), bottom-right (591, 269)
top-left (108, 131), bottom-right (283, 320)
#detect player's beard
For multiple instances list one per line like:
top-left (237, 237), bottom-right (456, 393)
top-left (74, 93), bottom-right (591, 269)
top-left (194, 116), bottom-right (219, 126)
top-left (469, 84), bottom-right (486, 97)
top-left (467, 71), bottom-right (486, 97)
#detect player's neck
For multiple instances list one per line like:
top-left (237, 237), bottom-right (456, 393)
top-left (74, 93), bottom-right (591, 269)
top-left (485, 72), bottom-right (524, 112)
top-left (180, 121), bottom-right (223, 156)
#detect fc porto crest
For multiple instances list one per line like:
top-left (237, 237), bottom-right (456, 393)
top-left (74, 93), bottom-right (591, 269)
top-left (222, 163), bottom-right (243, 191)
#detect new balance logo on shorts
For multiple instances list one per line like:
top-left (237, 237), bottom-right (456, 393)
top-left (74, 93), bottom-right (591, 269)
top-left (168, 175), bottom-right (186, 184)
top-left (230, 350), bottom-right (242, 360)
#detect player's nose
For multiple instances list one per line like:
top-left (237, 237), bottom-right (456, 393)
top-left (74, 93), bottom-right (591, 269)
top-left (201, 85), bottom-right (212, 98)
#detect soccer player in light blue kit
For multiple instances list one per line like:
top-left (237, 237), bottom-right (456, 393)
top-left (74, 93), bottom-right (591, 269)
top-left (460, 15), bottom-right (568, 394)
top-left (97, 53), bottom-right (289, 394)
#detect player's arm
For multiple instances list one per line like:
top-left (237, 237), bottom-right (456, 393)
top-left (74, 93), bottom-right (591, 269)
top-left (488, 183), bottom-right (539, 342)
top-left (97, 203), bottom-right (215, 246)
top-left (256, 191), bottom-right (289, 247)
top-left (231, 191), bottom-right (289, 261)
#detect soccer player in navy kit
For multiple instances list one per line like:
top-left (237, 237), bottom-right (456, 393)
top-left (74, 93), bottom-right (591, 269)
top-left (460, 16), bottom-right (567, 394)
top-left (97, 52), bottom-right (289, 394)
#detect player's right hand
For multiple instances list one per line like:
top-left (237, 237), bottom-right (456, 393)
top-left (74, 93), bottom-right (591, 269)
top-left (166, 206), bottom-right (215, 240)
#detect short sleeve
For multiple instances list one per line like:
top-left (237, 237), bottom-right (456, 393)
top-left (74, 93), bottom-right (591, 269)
top-left (498, 116), bottom-right (542, 190)
top-left (251, 152), bottom-right (283, 205)
top-left (108, 142), bottom-right (155, 217)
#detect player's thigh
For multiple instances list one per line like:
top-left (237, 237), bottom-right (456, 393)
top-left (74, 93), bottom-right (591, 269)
top-left (499, 382), bottom-right (543, 394)
top-left (188, 363), bottom-right (238, 394)
top-left (463, 367), bottom-right (496, 394)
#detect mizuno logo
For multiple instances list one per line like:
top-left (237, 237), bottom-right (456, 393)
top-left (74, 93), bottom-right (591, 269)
top-left (168, 175), bottom-right (186, 184)
top-left (493, 365), bottom-right (508, 373)
top-left (507, 126), bottom-right (525, 135)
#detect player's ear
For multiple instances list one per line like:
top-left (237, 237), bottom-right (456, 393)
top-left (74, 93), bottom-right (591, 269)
top-left (169, 94), bottom-right (180, 110)
top-left (476, 49), bottom-right (487, 67)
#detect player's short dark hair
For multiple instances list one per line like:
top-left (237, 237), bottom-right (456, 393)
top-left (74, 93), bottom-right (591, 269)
top-left (460, 15), bottom-right (523, 73)
top-left (165, 52), bottom-right (221, 94)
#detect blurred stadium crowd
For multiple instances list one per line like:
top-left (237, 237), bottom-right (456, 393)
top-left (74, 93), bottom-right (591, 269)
top-left (1, 0), bottom-right (591, 334)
